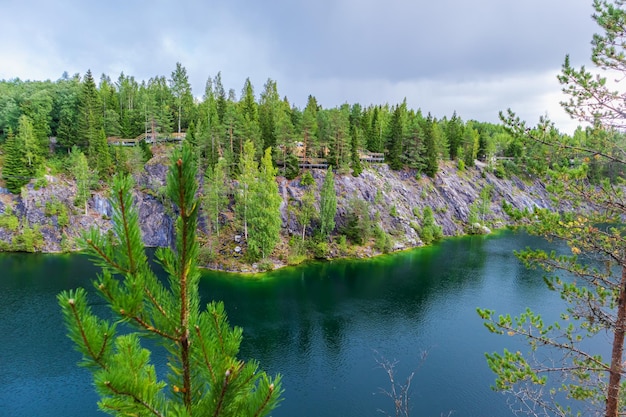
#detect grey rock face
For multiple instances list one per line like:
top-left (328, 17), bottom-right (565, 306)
top-left (0, 160), bottom-right (556, 255)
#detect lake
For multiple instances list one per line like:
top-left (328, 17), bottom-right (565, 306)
top-left (0, 230), bottom-right (579, 416)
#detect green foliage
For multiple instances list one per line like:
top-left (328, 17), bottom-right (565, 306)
top-left (283, 153), bottom-right (300, 180)
top-left (45, 198), bottom-right (69, 228)
top-left (246, 147), bottom-right (282, 261)
top-left (67, 146), bottom-right (97, 213)
top-left (419, 206), bottom-right (443, 245)
top-left (204, 157), bottom-right (229, 238)
top-left (481, 3), bottom-right (626, 416)
top-left (373, 226), bottom-right (393, 253)
top-left (300, 170), bottom-right (315, 186)
top-left (58, 142), bottom-right (282, 417)
top-left (319, 167), bottom-right (337, 239)
top-left (310, 240), bottom-right (329, 259)
top-left (0, 207), bottom-right (19, 231)
top-left (13, 222), bottom-right (44, 252)
top-left (342, 196), bottom-right (372, 245)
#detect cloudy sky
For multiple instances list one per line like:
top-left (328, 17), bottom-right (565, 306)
top-left (1, 0), bottom-right (599, 133)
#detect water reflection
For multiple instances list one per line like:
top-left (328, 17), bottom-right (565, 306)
top-left (0, 230), bottom-right (575, 417)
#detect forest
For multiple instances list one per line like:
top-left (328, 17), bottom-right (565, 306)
top-left (0, 63), bottom-right (624, 266)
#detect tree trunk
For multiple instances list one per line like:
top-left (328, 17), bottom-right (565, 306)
top-left (606, 264), bottom-right (626, 417)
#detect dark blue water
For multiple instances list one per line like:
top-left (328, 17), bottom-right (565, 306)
top-left (0, 231), bottom-right (577, 416)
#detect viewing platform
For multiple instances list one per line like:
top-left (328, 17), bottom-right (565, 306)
top-left (107, 132), bottom-right (186, 146)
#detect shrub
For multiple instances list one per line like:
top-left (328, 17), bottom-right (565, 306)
top-left (311, 241), bottom-right (329, 259)
top-left (373, 226), bottom-right (393, 253)
top-left (300, 171), bottom-right (315, 186)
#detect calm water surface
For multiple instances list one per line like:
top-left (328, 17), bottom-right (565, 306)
top-left (0, 231), bottom-right (577, 416)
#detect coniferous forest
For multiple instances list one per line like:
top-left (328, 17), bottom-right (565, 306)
top-left (0, 63), bottom-right (625, 267)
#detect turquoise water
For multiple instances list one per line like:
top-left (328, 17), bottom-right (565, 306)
top-left (0, 231), bottom-right (576, 416)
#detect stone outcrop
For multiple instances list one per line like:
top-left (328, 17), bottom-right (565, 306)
top-left (0, 159), bottom-right (556, 258)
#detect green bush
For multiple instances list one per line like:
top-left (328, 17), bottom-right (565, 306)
top-left (311, 241), bottom-right (329, 259)
top-left (420, 206), bottom-right (443, 245)
top-left (373, 226), bottom-right (393, 253)
top-left (300, 171), bottom-right (315, 186)
top-left (0, 210), bottom-right (19, 232)
top-left (13, 223), bottom-right (44, 252)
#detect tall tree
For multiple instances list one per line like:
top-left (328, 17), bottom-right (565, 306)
top-left (258, 78), bottom-right (280, 153)
top-left (386, 104), bottom-right (405, 170)
top-left (2, 128), bottom-right (29, 193)
top-left (78, 70), bottom-right (103, 149)
top-left (479, 2), bottom-right (626, 416)
top-left (327, 106), bottom-right (351, 171)
top-left (422, 114), bottom-right (438, 177)
top-left (214, 72), bottom-right (227, 124)
top-left (58, 142), bottom-right (282, 416)
top-left (247, 147), bottom-right (282, 261)
top-left (67, 146), bottom-right (96, 214)
top-left (90, 128), bottom-right (112, 179)
top-left (403, 111), bottom-right (426, 171)
top-left (349, 103), bottom-right (363, 176)
top-left (301, 95), bottom-right (319, 163)
top-left (236, 140), bottom-right (258, 241)
top-left (319, 167), bottom-right (337, 239)
top-left (274, 101), bottom-right (295, 174)
top-left (169, 62), bottom-right (192, 134)
top-left (446, 111), bottom-right (464, 160)
top-left (17, 115), bottom-right (41, 175)
top-left (204, 156), bottom-right (229, 238)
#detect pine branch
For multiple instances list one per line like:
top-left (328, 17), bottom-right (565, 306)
top-left (103, 381), bottom-right (165, 417)
top-left (67, 297), bottom-right (108, 369)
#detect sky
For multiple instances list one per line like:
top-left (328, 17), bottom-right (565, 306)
top-left (1, 0), bottom-right (600, 134)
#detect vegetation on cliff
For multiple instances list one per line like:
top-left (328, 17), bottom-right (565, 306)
top-left (0, 56), bottom-right (618, 271)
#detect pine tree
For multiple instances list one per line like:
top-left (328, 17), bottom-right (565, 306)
top-left (169, 62), bottom-right (192, 134)
top-left (319, 167), bottom-right (337, 239)
top-left (58, 142), bottom-right (282, 417)
top-left (259, 78), bottom-right (280, 153)
top-left (479, 3), bottom-right (626, 416)
top-left (301, 96), bottom-right (319, 163)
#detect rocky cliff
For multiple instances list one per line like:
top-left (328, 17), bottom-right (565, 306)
top-left (0, 158), bottom-right (555, 266)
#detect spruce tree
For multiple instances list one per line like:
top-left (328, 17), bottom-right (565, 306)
top-left (422, 114), bottom-right (439, 177)
top-left (349, 104), bottom-right (363, 177)
top-left (2, 128), bottom-right (29, 193)
top-left (386, 105), bottom-right (405, 171)
top-left (78, 70), bottom-right (103, 149)
top-left (58, 142), bottom-right (282, 417)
